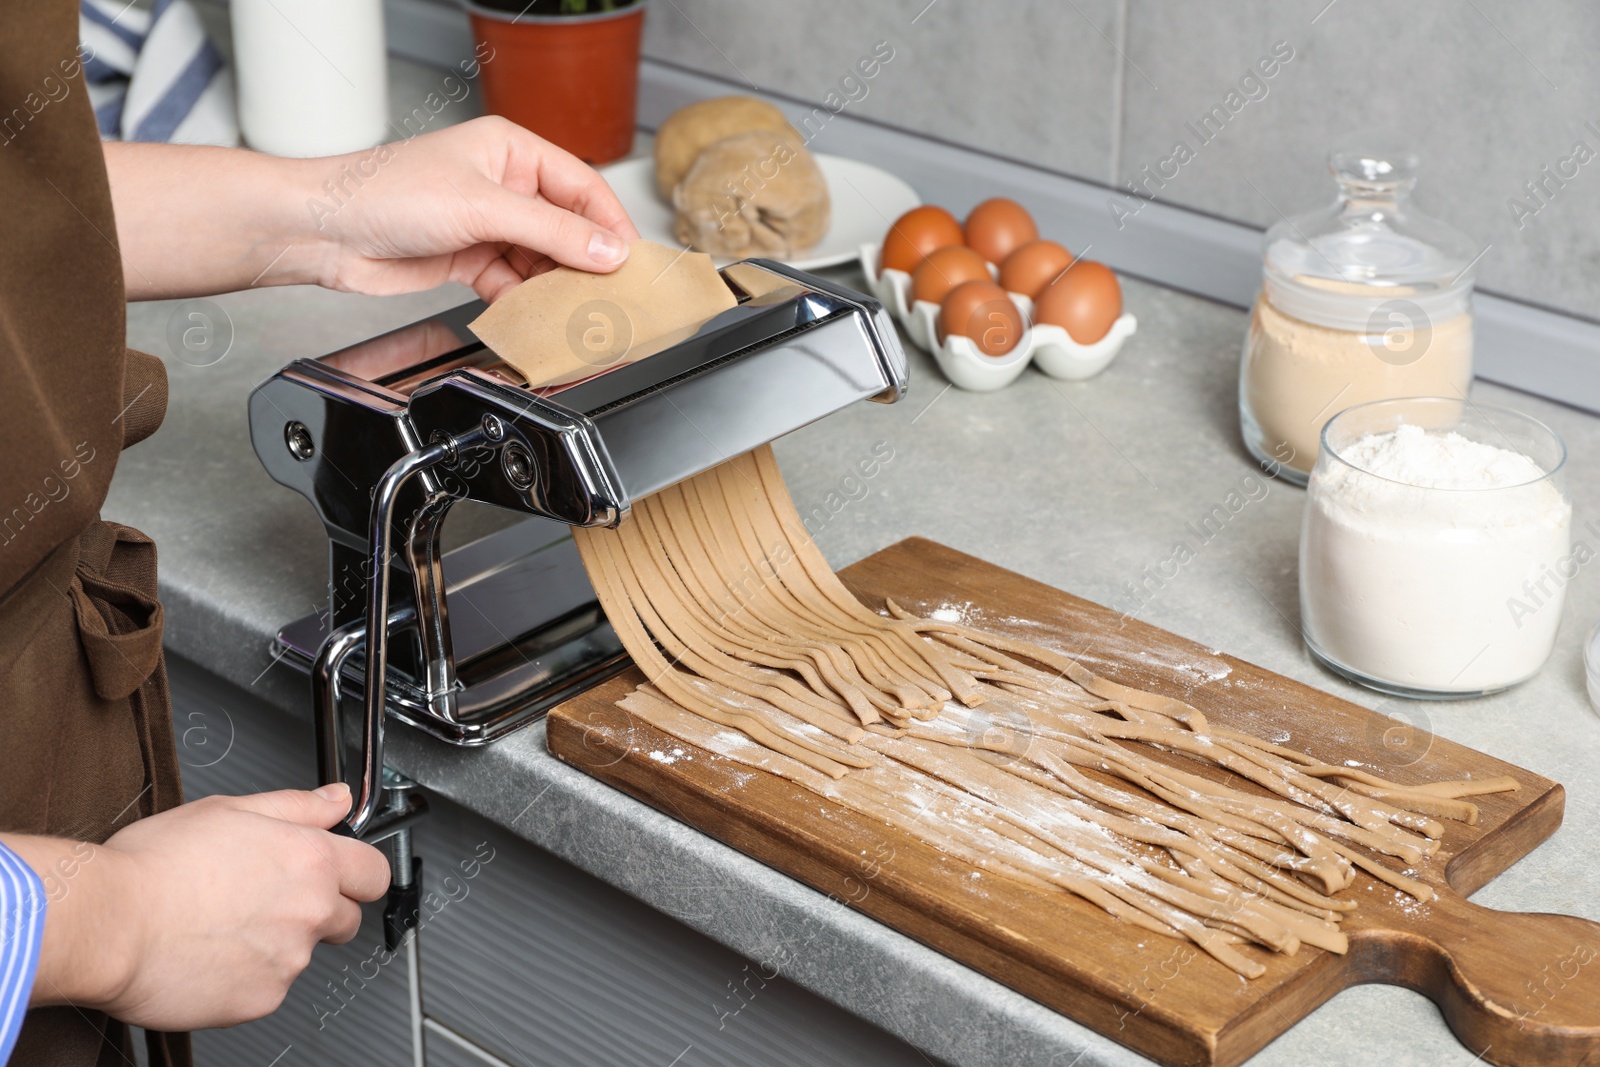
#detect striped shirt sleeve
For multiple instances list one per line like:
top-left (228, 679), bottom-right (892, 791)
top-left (0, 842), bottom-right (45, 1065)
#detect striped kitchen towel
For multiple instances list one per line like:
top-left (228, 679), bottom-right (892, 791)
top-left (80, 0), bottom-right (238, 145)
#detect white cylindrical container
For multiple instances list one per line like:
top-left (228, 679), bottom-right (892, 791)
top-left (1300, 397), bottom-right (1571, 698)
top-left (232, 0), bottom-right (389, 157)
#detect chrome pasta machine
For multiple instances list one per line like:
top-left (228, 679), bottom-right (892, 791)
top-left (248, 259), bottom-right (907, 842)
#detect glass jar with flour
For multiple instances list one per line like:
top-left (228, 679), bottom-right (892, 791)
top-left (1300, 398), bottom-right (1570, 699)
top-left (1240, 148), bottom-right (1479, 485)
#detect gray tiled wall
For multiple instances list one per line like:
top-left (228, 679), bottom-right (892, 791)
top-left (641, 0), bottom-right (1120, 183)
top-left (640, 0), bottom-right (1600, 323)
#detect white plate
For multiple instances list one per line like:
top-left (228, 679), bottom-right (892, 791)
top-left (600, 154), bottom-right (920, 270)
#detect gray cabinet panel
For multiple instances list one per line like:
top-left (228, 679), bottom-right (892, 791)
top-left (411, 799), bottom-right (937, 1067)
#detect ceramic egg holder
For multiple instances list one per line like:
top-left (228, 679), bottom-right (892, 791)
top-left (859, 242), bottom-right (1137, 393)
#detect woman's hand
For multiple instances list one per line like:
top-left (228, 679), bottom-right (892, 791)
top-left (10, 783), bottom-right (391, 1030)
top-left (303, 116), bottom-right (641, 302)
top-left (104, 116), bottom-right (640, 303)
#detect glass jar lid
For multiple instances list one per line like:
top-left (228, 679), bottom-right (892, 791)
top-left (1262, 146), bottom-right (1478, 332)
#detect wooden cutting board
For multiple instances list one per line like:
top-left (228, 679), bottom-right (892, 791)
top-left (546, 536), bottom-right (1600, 1067)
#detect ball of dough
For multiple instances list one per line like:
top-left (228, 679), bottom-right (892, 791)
top-left (653, 95), bottom-right (796, 201)
top-left (672, 128), bottom-right (831, 258)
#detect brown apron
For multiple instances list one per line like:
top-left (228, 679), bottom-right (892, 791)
top-left (0, 1), bottom-right (191, 1064)
top-left (0, 510), bottom-right (190, 1067)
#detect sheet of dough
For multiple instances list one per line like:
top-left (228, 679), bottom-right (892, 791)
top-left (468, 239), bottom-right (738, 388)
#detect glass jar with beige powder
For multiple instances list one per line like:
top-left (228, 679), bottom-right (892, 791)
top-left (1240, 148), bottom-right (1478, 485)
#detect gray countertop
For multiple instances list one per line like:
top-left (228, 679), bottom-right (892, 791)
top-left (115, 259), bottom-right (1600, 1066)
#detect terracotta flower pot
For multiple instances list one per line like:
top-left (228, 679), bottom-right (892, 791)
top-left (464, 0), bottom-right (646, 165)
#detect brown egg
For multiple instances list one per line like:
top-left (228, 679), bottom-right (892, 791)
top-left (999, 239), bottom-right (1075, 300)
top-left (880, 205), bottom-right (964, 274)
top-left (964, 198), bottom-right (1038, 264)
top-left (911, 245), bottom-right (992, 306)
top-left (1035, 261), bottom-right (1123, 344)
top-left (938, 280), bottom-right (1024, 358)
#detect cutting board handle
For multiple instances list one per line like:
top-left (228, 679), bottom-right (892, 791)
top-left (1391, 889), bottom-right (1600, 1066)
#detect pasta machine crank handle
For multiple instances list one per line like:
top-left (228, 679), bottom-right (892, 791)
top-left (313, 420), bottom-right (493, 839)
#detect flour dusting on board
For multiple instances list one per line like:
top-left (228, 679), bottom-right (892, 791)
top-left (975, 608), bottom-right (1234, 686)
top-left (929, 601), bottom-right (977, 624)
top-left (909, 599), bottom-right (1234, 689)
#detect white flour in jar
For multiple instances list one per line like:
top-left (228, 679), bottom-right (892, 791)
top-left (1300, 423), bottom-right (1571, 693)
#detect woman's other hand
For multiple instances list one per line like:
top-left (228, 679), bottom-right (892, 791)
top-left (105, 116), bottom-right (639, 302)
top-left (12, 782), bottom-right (391, 1030)
top-left (303, 116), bottom-right (641, 302)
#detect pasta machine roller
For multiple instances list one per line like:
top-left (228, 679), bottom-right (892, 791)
top-left (249, 259), bottom-right (907, 838)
